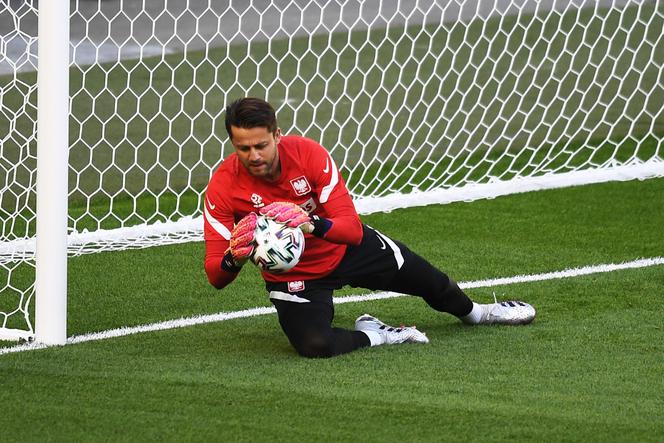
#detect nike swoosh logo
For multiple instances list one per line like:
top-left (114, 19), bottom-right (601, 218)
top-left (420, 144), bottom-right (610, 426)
top-left (323, 158), bottom-right (330, 174)
top-left (206, 197), bottom-right (216, 210)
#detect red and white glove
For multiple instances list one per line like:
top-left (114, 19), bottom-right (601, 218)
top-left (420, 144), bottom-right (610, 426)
top-left (229, 212), bottom-right (258, 263)
top-left (260, 202), bottom-right (314, 233)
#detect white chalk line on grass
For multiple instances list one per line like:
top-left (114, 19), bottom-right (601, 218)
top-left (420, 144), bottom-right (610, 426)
top-left (2, 256), bottom-right (663, 356)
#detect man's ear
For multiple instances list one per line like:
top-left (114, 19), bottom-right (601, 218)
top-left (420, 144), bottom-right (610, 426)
top-left (274, 127), bottom-right (282, 144)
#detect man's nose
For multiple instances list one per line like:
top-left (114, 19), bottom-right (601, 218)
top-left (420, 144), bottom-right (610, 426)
top-left (249, 148), bottom-right (261, 160)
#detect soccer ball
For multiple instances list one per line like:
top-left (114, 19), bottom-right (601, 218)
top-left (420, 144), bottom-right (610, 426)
top-left (250, 215), bottom-right (305, 273)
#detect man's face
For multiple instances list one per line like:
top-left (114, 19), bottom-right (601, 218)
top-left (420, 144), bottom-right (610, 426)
top-left (230, 125), bottom-right (281, 181)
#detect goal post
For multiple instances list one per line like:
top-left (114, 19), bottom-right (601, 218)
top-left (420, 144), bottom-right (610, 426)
top-left (34, 0), bottom-right (70, 345)
top-left (0, 1), bottom-right (662, 343)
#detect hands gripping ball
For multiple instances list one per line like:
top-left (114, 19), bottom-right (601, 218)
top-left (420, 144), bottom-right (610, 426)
top-left (250, 215), bottom-right (305, 273)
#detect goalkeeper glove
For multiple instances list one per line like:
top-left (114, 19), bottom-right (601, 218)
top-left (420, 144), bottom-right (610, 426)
top-left (223, 212), bottom-right (258, 272)
top-left (260, 202), bottom-right (314, 232)
top-left (260, 201), bottom-right (333, 238)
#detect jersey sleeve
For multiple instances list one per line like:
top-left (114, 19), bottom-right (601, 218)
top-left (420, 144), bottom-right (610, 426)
top-left (203, 188), bottom-right (239, 289)
top-left (306, 141), bottom-right (363, 245)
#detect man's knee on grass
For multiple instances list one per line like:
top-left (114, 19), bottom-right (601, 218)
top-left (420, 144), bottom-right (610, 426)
top-left (292, 331), bottom-right (336, 358)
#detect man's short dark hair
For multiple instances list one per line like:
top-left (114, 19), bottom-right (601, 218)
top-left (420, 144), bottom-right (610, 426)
top-left (224, 97), bottom-right (278, 139)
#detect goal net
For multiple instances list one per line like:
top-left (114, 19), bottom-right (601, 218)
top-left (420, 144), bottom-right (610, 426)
top-left (1, 1), bottom-right (662, 341)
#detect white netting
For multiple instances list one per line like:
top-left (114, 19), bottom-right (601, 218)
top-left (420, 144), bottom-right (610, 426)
top-left (1, 0), bottom-right (663, 339)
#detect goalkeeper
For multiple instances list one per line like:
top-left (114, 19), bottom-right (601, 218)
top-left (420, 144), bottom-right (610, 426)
top-left (204, 97), bottom-right (536, 358)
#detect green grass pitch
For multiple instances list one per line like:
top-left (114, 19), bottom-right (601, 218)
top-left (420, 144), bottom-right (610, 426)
top-left (1, 177), bottom-right (663, 441)
top-left (0, 3), bottom-right (663, 440)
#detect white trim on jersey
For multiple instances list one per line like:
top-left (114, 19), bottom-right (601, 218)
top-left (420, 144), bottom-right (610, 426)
top-left (204, 204), bottom-right (231, 240)
top-left (269, 291), bottom-right (311, 303)
top-left (319, 153), bottom-right (339, 203)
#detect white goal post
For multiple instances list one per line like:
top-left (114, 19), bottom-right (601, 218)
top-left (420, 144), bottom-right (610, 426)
top-left (1, 1), bottom-right (663, 343)
top-left (34, 0), bottom-right (70, 345)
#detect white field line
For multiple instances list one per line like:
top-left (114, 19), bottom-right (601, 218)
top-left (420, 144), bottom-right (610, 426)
top-left (2, 256), bottom-right (663, 356)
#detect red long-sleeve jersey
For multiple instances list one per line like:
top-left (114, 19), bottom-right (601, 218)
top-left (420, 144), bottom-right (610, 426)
top-left (203, 135), bottom-right (363, 289)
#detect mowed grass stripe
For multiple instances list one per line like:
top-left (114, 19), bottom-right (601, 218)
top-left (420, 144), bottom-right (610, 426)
top-left (2, 255), bottom-right (661, 356)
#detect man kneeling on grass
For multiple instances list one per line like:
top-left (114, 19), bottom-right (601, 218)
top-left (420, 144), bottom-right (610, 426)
top-left (203, 97), bottom-right (536, 358)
